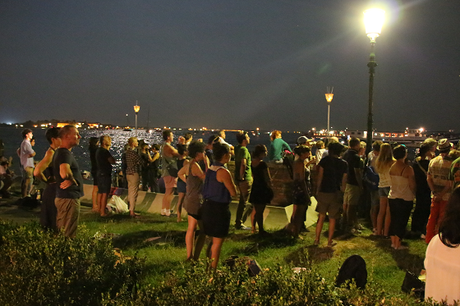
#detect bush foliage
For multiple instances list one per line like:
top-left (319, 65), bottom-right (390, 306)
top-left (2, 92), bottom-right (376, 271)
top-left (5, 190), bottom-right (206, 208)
top-left (1, 221), bottom-right (458, 306)
top-left (0, 221), bottom-right (143, 306)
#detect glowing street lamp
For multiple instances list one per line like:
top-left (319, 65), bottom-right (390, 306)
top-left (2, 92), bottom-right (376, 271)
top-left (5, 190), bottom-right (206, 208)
top-left (325, 86), bottom-right (334, 136)
top-left (133, 100), bottom-right (140, 135)
top-left (364, 8), bottom-right (385, 153)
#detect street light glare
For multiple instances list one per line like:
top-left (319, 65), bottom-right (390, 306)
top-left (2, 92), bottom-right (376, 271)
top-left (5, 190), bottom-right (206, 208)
top-left (364, 8), bottom-right (385, 41)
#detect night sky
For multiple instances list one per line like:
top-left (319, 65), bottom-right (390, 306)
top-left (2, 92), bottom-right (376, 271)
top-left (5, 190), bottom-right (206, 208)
top-left (1, 0), bottom-right (459, 132)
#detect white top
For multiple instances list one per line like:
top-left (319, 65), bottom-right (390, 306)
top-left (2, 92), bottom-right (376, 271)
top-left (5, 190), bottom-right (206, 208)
top-left (378, 168), bottom-right (391, 188)
top-left (388, 175), bottom-right (414, 201)
top-left (316, 148), bottom-right (327, 165)
top-left (425, 235), bottom-right (460, 305)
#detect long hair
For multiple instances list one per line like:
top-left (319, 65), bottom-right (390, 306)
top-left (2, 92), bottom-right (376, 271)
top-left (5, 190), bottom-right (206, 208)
top-left (439, 187), bottom-right (460, 248)
top-left (375, 143), bottom-right (395, 173)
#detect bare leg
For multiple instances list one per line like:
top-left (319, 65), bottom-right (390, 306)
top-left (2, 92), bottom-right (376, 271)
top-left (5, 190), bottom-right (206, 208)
top-left (376, 196), bottom-right (388, 236)
top-left (92, 185), bottom-right (99, 212)
top-left (194, 220), bottom-right (206, 260)
top-left (328, 218), bottom-right (336, 245)
top-left (162, 187), bottom-right (174, 216)
top-left (99, 193), bottom-right (108, 216)
top-left (250, 209), bottom-right (256, 233)
top-left (177, 192), bottom-right (185, 222)
top-left (208, 237), bottom-right (224, 270)
top-left (370, 204), bottom-right (379, 233)
top-left (384, 204), bottom-right (391, 236)
top-left (315, 213), bottom-right (326, 244)
top-left (185, 215), bottom-right (198, 260)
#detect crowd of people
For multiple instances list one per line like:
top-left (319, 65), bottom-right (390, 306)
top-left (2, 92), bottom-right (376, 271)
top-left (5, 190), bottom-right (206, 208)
top-left (3, 127), bottom-right (460, 302)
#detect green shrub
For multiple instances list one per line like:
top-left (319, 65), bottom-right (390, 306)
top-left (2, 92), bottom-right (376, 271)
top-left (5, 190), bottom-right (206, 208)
top-left (0, 221), bottom-right (143, 306)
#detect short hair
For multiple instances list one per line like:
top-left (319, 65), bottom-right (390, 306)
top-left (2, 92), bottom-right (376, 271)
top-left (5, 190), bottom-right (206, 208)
top-left (213, 142), bottom-right (230, 161)
top-left (188, 141), bottom-right (206, 158)
top-left (328, 142), bottom-right (344, 156)
top-left (184, 133), bottom-right (193, 141)
top-left (316, 140), bottom-right (324, 149)
top-left (294, 145), bottom-right (310, 156)
top-left (207, 135), bottom-right (219, 145)
top-left (21, 128), bottom-right (33, 139)
top-left (418, 143), bottom-right (431, 157)
top-left (252, 144), bottom-right (267, 159)
top-left (128, 137), bottom-right (137, 145)
top-left (151, 144), bottom-right (160, 150)
top-left (393, 145), bottom-right (407, 160)
top-left (59, 125), bottom-right (76, 138)
top-left (162, 129), bottom-right (172, 141)
top-left (372, 140), bottom-right (383, 152)
top-left (89, 137), bottom-right (99, 150)
top-left (235, 131), bottom-right (248, 144)
top-left (423, 138), bottom-right (437, 149)
top-left (360, 141), bottom-right (367, 149)
top-left (270, 130), bottom-right (281, 141)
top-left (45, 127), bottom-right (60, 144)
top-left (348, 137), bottom-right (360, 148)
top-left (177, 144), bottom-right (188, 156)
top-left (218, 130), bottom-right (226, 137)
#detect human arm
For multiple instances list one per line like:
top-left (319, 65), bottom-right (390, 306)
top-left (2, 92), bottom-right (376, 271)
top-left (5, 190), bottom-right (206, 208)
top-left (59, 163), bottom-right (78, 189)
top-left (164, 144), bottom-right (180, 158)
top-left (150, 151), bottom-right (160, 163)
top-left (33, 149), bottom-right (54, 181)
top-left (406, 166), bottom-right (417, 196)
top-left (354, 167), bottom-right (364, 189)
top-left (240, 158), bottom-right (247, 181)
top-left (178, 159), bottom-right (189, 183)
top-left (281, 139), bottom-right (292, 153)
top-left (191, 160), bottom-right (206, 180)
top-left (217, 168), bottom-right (237, 197)
top-left (315, 165), bottom-right (324, 196)
top-left (341, 173), bottom-right (348, 193)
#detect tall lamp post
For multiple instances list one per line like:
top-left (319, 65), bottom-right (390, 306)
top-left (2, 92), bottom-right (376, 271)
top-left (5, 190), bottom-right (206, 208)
top-left (325, 87), bottom-right (334, 136)
top-left (364, 8), bottom-right (385, 153)
top-left (133, 100), bottom-right (140, 136)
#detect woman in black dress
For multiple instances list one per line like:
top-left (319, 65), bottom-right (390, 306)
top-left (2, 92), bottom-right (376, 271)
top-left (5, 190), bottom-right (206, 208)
top-left (249, 145), bottom-right (272, 235)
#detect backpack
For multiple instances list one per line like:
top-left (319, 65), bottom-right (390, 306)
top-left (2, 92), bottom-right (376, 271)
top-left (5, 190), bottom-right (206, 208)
top-left (363, 165), bottom-right (379, 191)
top-left (336, 255), bottom-right (367, 289)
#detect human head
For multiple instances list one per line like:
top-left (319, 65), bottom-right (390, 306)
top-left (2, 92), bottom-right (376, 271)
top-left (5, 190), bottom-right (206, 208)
top-left (22, 128), bottom-right (33, 140)
top-left (188, 141), bottom-right (206, 159)
top-left (89, 137), bottom-right (99, 150)
top-left (236, 131), bottom-right (249, 145)
top-left (0, 161), bottom-right (8, 167)
top-left (439, 187), bottom-right (460, 247)
top-left (252, 144), bottom-right (268, 159)
top-left (418, 143), bottom-right (432, 159)
top-left (207, 134), bottom-right (219, 145)
top-left (177, 144), bottom-right (188, 156)
top-left (59, 125), bottom-right (81, 148)
top-left (423, 138), bottom-right (438, 153)
top-left (213, 142), bottom-right (230, 162)
top-left (270, 130), bottom-right (281, 141)
top-left (437, 138), bottom-right (452, 154)
top-left (393, 145), bottom-right (407, 160)
top-left (102, 135), bottom-right (112, 147)
top-left (162, 129), bottom-right (173, 142)
top-left (45, 127), bottom-right (61, 146)
top-left (128, 137), bottom-right (138, 148)
top-left (218, 130), bottom-right (226, 139)
top-left (151, 144), bottom-right (160, 151)
top-left (184, 133), bottom-right (193, 143)
top-left (294, 145), bottom-right (311, 157)
top-left (328, 142), bottom-right (344, 157)
top-left (316, 140), bottom-right (325, 149)
top-left (372, 140), bottom-right (383, 153)
top-left (348, 137), bottom-right (360, 150)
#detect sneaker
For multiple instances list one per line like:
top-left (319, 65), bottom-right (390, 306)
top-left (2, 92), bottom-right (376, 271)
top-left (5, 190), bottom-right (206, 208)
top-left (239, 225), bottom-right (251, 230)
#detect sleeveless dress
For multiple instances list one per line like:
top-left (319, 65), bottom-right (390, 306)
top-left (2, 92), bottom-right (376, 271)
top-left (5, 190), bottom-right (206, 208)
top-left (249, 161), bottom-right (272, 205)
top-left (183, 162), bottom-right (203, 218)
top-left (40, 147), bottom-right (57, 231)
top-left (160, 144), bottom-right (177, 177)
top-left (201, 162), bottom-right (231, 238)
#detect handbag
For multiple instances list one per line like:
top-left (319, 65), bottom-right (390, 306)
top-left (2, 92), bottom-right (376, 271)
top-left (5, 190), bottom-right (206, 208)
top-left (166, 163), bottom-right (178, 178)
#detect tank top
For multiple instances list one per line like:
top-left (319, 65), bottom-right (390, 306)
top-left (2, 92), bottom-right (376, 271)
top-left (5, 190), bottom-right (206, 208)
top-left (202, 163), bottom-right (231, 203)
top-left (183, 162), bottom-right (203, 215)
top-left (43, 147), bottom-right (56, 184)
top-left (388, 166), bottom-right (415, 201)
top-left (161, 143), bottom-right (177, 177)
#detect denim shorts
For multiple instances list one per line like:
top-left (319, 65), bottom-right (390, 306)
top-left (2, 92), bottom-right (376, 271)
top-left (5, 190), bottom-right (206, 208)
top-left (378, 186), bottom-right (390, 197)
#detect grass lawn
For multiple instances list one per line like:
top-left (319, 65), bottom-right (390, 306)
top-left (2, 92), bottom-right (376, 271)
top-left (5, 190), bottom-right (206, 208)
top-left (80, 206), bottom-right (426, 298)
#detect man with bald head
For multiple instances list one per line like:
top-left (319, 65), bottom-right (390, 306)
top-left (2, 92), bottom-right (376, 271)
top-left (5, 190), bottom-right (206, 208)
top-left (54, 125), bottom-right (83, 238)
